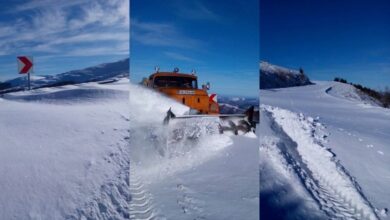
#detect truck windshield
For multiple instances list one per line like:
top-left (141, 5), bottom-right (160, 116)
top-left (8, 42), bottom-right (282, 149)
top-left (154, 76), bottom-right (198, 89)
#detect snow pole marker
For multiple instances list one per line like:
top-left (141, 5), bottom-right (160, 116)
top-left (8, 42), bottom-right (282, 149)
top-left (17, 56), bottom-right (34, 90)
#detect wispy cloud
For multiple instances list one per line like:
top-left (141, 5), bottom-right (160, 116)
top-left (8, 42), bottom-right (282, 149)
top-left (164, 51), bottom-right (199, 62)
top-left (173, 1), bottom-right (220, 21)
top-left (11, 0), bottom-right (85, 12)
top-left (131, 20), bottom-right (202, 49)
top-left (0, 0), bottom-right (129, 57)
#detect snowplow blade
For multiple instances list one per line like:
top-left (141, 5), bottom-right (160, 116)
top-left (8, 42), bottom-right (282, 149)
top-left (163, 106), bottom-right (259, 135)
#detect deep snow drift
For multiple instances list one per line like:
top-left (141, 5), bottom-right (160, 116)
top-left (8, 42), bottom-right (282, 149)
top-left (260, 81), bottom-right (390, 219)
top-left (129, 84), bottom-right (259, 219)
top-left (0, 78), bottom-right (130, 219)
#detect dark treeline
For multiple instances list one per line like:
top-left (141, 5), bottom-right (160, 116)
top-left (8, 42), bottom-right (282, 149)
top-left (334, 77), bottom-right (390, 108)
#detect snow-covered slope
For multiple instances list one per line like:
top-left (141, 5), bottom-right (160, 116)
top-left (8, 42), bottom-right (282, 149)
top-left (326, 81), bottom-right (382, 107)
top-left (260, 81), bottom-right (390, 219)
top-left (218, 96), bottom-right (259, 114)
top-left (260, 61), bottom-right (312, 89)
top-left (0, 58), bottom-right (129, 93)
top-left (0, 78), bottom-right (130, 219)
top-left (129, 84), bottom-right (259, 219)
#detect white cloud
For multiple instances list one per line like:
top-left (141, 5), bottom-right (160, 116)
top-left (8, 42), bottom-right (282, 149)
top-left (78, 0), bottom-right (128, 29)
top-left (164, 52), bottom-right (198, 62)
top-left (173, 1), bottom-right (220, 21)
top-left (0, 0), bottom-right (129, 57)
top-left (11, 0), bottom-right (85, 12)
top-left (31, 8), bottom-right (68, 35)
top-left (62, 45), bottom-right (128, 57)
top-left (131, 20), bottom-right (202, 49)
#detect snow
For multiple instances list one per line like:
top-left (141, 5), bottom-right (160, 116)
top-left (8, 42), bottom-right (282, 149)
top-left (260, 61), bottom-right (312, 89)
top-left (219, 96), bottom-right (259, 114)
top-left (219, 103), bottom-right (243, 114)
top-left (129, 83), bottom-right (188, 124)
top-left (231, 97), bottom-right (245, 101)
top-left (0, 78), bottom-right (130, 219)
top-left (326, 81), bottom-right (381, 106)
top-left (0, 58), bottom-right (129, 93)
top-left (259, 112), bottom-right (325, 219)
top-left (260, 80), bottom-right (390, 219)
top-left (264, 105), bottom-right (377, 219)
top-left (129, 83), bottom-right (259, 219)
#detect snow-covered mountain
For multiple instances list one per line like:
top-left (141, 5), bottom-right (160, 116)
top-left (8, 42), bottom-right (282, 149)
top-left (260, 81), bottom-right (390, 219)
top-left (219, 96), bottom-right (259, 114)
top-left (0, 58), bottom-right (129, 94)
top-left (260, 61), bottom-right (312, 89)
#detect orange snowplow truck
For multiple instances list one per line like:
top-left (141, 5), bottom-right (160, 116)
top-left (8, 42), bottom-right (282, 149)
top-left (142, 68), bottom-right (220, 115)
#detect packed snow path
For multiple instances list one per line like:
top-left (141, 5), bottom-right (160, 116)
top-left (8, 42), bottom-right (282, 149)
top-left (260, 81), bottom-right (390, 219)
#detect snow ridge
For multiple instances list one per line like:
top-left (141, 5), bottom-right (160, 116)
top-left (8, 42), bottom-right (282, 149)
top-left (325, 82), bottom-right (382, 107)
top-left (67, 114), bottom-right (131, 220)
top-left (262, 105), bottom-right (379, 219)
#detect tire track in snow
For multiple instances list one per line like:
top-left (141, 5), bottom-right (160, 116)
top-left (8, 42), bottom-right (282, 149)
top-left (263, 105), bottom-right (379, 220)
top-left (130, 164), bottom-right (165, 220)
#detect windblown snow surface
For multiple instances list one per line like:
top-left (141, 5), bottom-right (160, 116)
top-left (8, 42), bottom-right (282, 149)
top-left (129, 84), bottom-right (259, 219)
top-left (260, 81), bottom-right (390, 219)
top-left (0, 78), bottom-right (131, 219)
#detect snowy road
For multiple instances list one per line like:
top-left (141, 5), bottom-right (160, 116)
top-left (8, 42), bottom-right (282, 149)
top-left (260, 81), bottom-right (390, 219)
top-left (129, 84), bottom-right (259, 219)
top-left (0, 79), bottom-right (131, 219)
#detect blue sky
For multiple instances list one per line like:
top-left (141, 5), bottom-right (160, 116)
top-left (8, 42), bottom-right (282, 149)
top-left (0, 0), bottom-right (128, 82)
top-left (130, 0), bottom-right (259, 97)
top-left (261, 0), bottom-right (390, 90)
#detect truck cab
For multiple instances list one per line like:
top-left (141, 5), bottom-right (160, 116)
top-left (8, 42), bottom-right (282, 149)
top-left (144, 70), bottom-right (219, 114)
